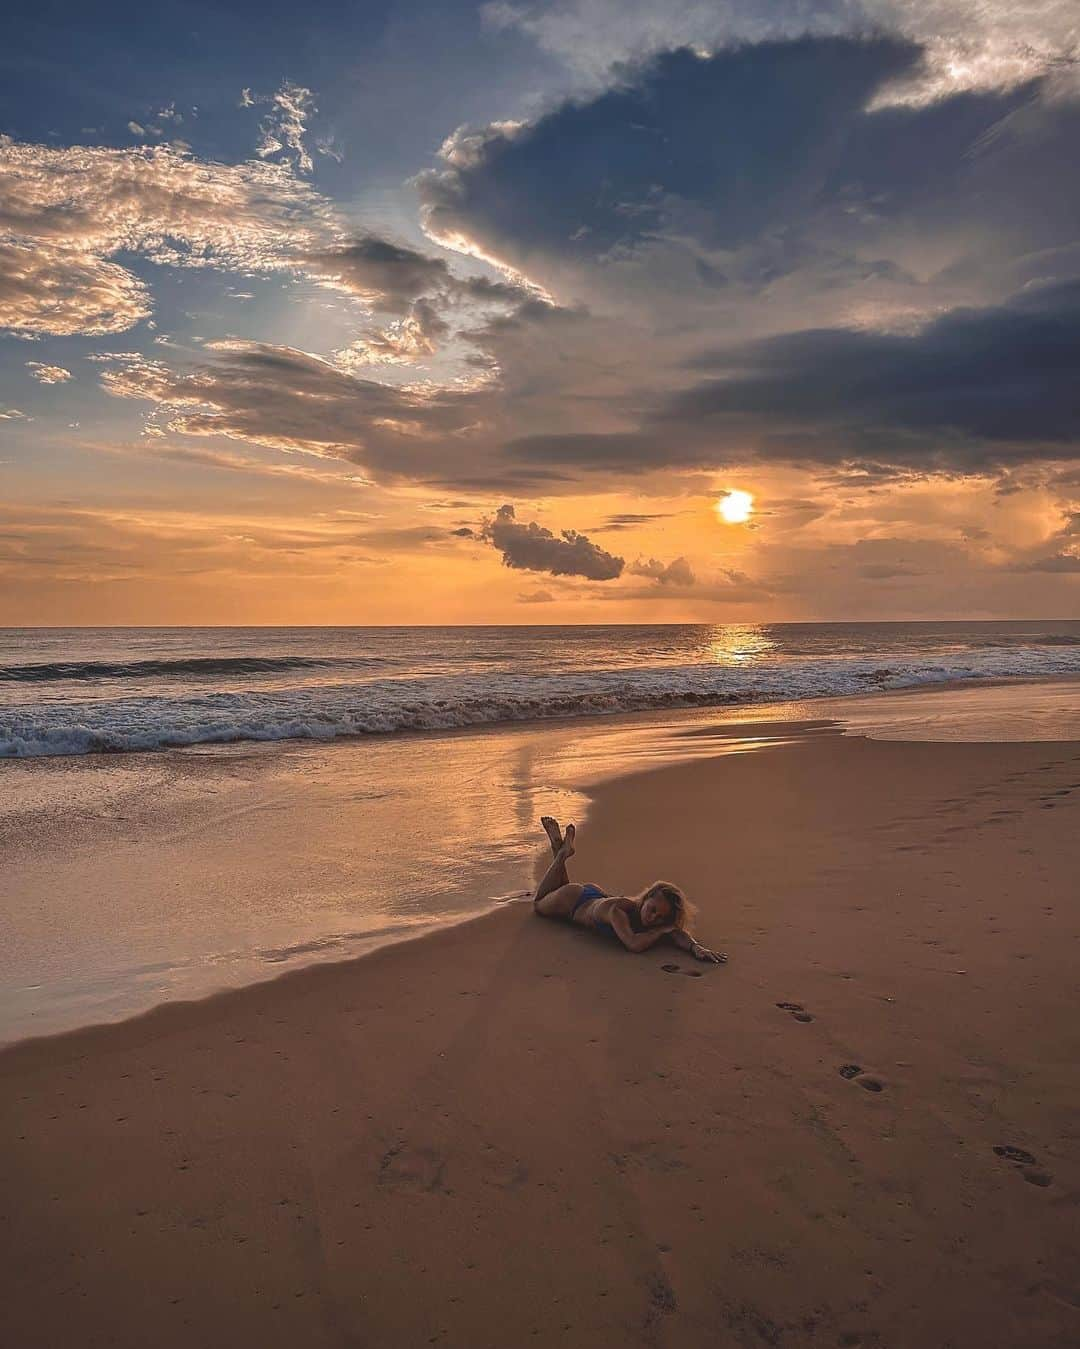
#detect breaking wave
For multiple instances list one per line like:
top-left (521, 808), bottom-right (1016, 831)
top-left (3, 643), bottom-right (1079, 758)
top-left (0, 655), bottom-right (383, 682)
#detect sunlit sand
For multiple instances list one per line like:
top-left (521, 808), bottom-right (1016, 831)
top-left (2, 678), bottom-right (1079, 1347)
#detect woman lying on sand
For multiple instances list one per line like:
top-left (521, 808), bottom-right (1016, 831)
top-left (533, 817), bottom-right (726, 963)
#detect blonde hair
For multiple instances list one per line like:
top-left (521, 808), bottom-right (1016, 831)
top-left (637, 880), bottom-right (693, 930)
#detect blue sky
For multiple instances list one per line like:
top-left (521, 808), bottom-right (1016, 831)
top-left (1, 0), bottom-right (1078, 622)
top-left (3, 1), bottom-right (554, 168)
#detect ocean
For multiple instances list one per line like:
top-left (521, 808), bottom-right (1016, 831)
top-left (3, 620), bottom-right (1079, 758)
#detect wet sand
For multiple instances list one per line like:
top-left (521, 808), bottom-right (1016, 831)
top-left (2, 727), bottom-right (1080, 1347)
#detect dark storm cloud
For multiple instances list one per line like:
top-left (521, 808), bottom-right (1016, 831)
top-left (670, 279), bottom-right (1080, 455)
top-left (102, 273), bottom-right (1080, 488)
top-left (418, 36), bottom-right (1080, 300)
top-left (419, 38), bottom-right (922, 266)
top-left (508, 280), bottom-right (1080, 473)
top-left (481, 504), bottom-right (624, 579)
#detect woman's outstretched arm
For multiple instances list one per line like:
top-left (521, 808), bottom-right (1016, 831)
top-left (609, 908), bottom-right (676, 954)
top-left (669, 929), bottom-right (727, 963)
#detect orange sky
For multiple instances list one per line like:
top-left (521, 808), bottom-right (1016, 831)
top-left (3, 443), bottom-right (1076, 624)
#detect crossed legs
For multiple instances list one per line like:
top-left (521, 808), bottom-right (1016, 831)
top-left (533, 817), bottom-right (581, 916)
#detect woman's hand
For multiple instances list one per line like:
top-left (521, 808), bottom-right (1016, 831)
top-left (667, 928), bottom-right (727, 963)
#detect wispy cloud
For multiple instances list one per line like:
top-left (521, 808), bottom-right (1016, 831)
top-left (316, 135), bottom-right (344, 163)
top-left (95, 342), bottom-right (475, 463)
top-left (0, 501), bottom-right (393, 588)
top-left (255, 81), bottom-right (316, 174)
top-left (25, 362), bottom-right (73, 384)
top-left (335, 300), bottom-right (449, 367)
top-left (0, 136), bottom-right (331, 336)
top-left (121, 441), bottom-right (374, 486)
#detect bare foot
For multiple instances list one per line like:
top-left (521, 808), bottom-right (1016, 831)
top-left (560, 823), bottom-right (576, 860)
top-left (540, 816), bottom-right (564, 856)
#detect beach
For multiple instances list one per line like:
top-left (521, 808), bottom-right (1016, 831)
top-left (7, 3), bottom-right (1080, 1339)
top-left (3, 698), bottom-right (1079, 1348)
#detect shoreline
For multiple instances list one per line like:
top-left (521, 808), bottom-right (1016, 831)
top-left (3, 676), bottom-right (1078, 1047)
top-left (0, 718), bottom-right (831, 1057)
top-left (2, 723), bottom-right (1079, 1345)
top-left (0, 899), bottom-right (525, 1063)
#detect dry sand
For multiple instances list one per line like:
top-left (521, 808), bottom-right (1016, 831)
top-left (2, 727), bottom-right (1079, 1348)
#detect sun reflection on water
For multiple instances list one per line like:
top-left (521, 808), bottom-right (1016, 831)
top-left (701, 624), bottom-right (778, 666)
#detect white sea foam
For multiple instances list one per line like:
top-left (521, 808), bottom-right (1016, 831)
top-left (3, 643), bottom-right (1079, 758)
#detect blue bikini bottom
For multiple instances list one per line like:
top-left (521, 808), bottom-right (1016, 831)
top-left (572, 883), bottom-right (614, 936)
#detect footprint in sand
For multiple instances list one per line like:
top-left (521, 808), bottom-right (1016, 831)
top-left (839, 1065), bottom-right (885, 1091)
top-left (994, 1144), bottom-right (1038, 1166)
top-left (776, 1001), bottom-right (815, 1022)
top-left (661, 964), bottom-right (703, 978)
top-left (993, 1145), bottom-right (1054, 1186)
top-left (378, 1143), bottom-right (449, 1193)
top-left (480, 1146), bottom-right (529, 1190)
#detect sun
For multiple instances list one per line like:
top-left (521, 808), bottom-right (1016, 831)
top-left (716, 489), bottom-right (754, 525)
